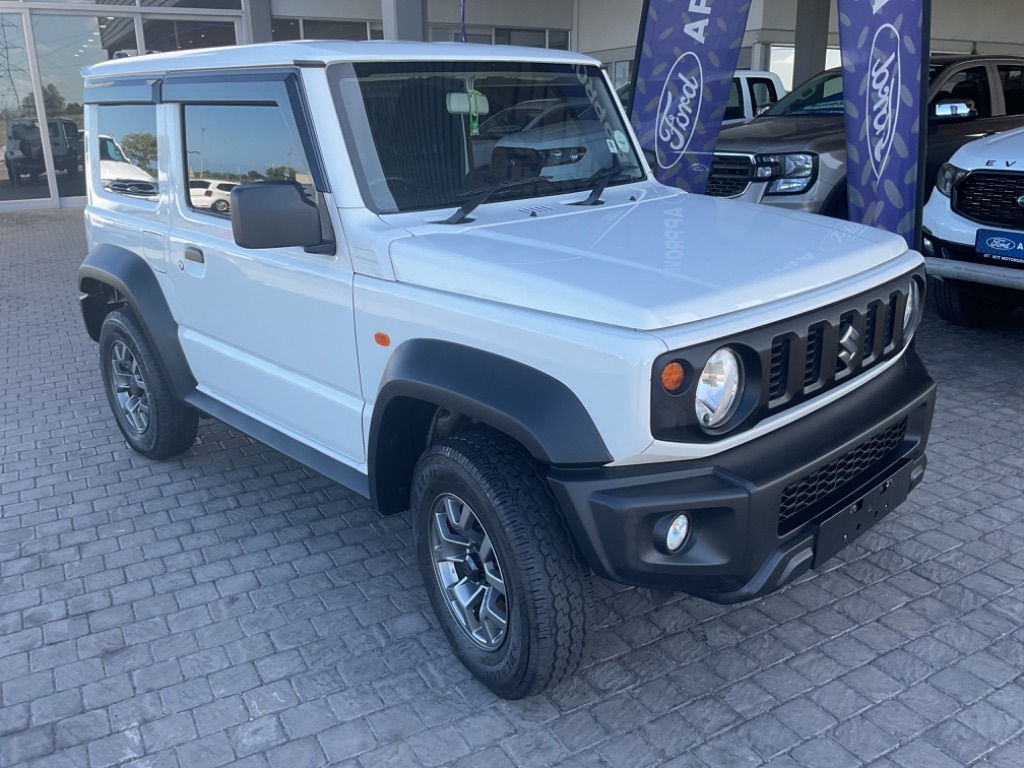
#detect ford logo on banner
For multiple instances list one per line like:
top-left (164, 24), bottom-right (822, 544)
top-left (867, 24), bottom-right (901, 182)
top-left (838, 0), bottom-right (924, 248)
top-left (656, 53), bottom-right (704, 171)
top-left (629, 0), bottom-right (753, 194)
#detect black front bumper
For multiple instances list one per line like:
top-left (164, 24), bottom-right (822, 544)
top-left (547, 348), bottom-right (935, 604)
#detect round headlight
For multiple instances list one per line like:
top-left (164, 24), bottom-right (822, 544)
top-left (903, 279), bottom-right (923, 340)
top-left (695, 347), bottom-right (742, 428)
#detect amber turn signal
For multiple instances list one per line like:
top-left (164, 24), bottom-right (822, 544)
top-left (661, 361), bottom-right (685, 392)
top-left (374, 332), bottom-right (391, 347)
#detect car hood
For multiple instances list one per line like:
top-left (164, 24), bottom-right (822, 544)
top-left (714, 116), bottom-right (846, 153)
top-left (387, 188), bottom-right (909, 331)
top-left (950, 124), bottom-right (1024, 168)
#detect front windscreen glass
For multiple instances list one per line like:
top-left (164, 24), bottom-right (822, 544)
top-left (765, 70), bottom-right (846, 117)
top-left (329, 60), bottom-right (644, 213)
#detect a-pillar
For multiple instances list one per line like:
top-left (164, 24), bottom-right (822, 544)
top-left (792, 0), bottom-right (831, 88)
top-left (382, 0), bottom-right (428, 41)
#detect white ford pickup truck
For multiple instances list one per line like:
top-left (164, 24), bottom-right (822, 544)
top-left (78, 41), bottom-right (935, 699)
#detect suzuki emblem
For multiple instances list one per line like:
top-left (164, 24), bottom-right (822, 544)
top-left (1017, 195), bottom-right (1024, 208)
top-left (837, 325), bottom-right (860, 371)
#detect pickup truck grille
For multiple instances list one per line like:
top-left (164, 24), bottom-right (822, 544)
top-left (952, 171), bottom-right (1024, 229)
top-left (705, 154), bottom-right (754, 197)
top-left (651, 272), bottom-right (917, 444)
top-left (778, 417), bottom-right (908, 534)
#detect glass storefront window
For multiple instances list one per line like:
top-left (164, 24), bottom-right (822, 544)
top-left (304, 19), bottom-right (368, 40)
top-left (1, 13), bottom-right (47, 201)
top-left (141, 1), bottom-right (241, 8)
top-left (271, 18), bottom-right (300, 41)
top-left (141, 18), bottom-right (236, 53)
top-left (30, 14), bottom-right (139, 198)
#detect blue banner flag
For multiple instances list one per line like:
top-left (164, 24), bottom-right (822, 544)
top-left (629, 0), bottom-right (753, 193)
top-left (837, 0), bottom-right (926, 246)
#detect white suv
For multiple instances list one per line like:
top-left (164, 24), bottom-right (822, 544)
top-left (79, 41), bottom-right (935, 699)
top-left (923, 125), bottom-right (1024, 326)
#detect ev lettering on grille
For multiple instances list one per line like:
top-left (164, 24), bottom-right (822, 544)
top-left (867, 24), bottom-right (901, 182)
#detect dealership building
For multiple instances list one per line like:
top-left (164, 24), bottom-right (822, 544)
top-left (0, 0), bottom-right (1021, 211)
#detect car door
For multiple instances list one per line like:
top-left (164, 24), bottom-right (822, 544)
top-left (163, 70), bottom-right (365, 466)
top-left (926, 61), bottom-right (1024, 192)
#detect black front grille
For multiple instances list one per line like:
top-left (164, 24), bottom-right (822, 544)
top-left (953, 172), bottom-right (1024, 229)
top-left (767, 292), bottom-right (901, 409)
top-left (779, 418), bottom-right (908, 534)
top-left (649, 272), bottom-right (918, 444)
top-left (705, 154), bottom-right (754, 197)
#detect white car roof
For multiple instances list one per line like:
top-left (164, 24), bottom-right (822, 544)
top-left (83, 40), bottom-right (598, 79)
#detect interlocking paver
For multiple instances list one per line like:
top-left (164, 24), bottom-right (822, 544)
top-left (3, 208), bottom-right (1024, 766)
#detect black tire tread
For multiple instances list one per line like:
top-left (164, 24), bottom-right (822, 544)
top-left (99, 308), bottom-right (199, 460)
top-left (931, 276), bottom-right (1014, 328)
top-left (415, 429), bottom-right (589, 699)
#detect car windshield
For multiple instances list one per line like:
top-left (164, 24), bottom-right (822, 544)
top-left (765, 70), bottom-right (846, 117)
top-left (329, 60), bottom-right (644, 213)
top-left (768, 64), bottom-right (951, 118)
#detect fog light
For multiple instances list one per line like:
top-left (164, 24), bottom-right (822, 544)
top-left (665, 514), bottom-right (690, 552)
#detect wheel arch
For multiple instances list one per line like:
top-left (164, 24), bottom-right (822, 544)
top-left (79, 243), bottom-right (196, 402)
top-left (369, 339), bottom-right (612, 516)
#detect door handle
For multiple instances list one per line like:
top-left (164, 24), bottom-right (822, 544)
top-left (184, 246), bottom-right (204, 264)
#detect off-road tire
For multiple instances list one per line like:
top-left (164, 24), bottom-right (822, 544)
top-left (931, 276), bottom-right (1014, 327)
top-left (99, 308), bottom-right (199, 459)
top-left (412, 430), bottom-right (589, 699)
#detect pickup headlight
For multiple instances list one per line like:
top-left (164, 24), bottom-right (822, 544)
top-left (935, 162), bottom-right (968, 197)
top-left (755, 153), bottom-right (817, 195)
top-left (542, 146), bottom-right (586, 166)
top-left (695, 348), bottom-right (742, 428)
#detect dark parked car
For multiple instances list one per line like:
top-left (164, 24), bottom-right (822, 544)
top-left (705, 55), bottom-right (1024, 217)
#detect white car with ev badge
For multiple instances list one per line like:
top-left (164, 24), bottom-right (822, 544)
top-left (924, 124), bottom-right (1024, 326)
top-left (79, 41), bottom-right (935, 699)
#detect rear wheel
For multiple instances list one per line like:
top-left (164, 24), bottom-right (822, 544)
top-left (931, 276), bottom-right (1015, 327)
top-left (99, 308), bottom-right (199, 459)
top-left (412, 430), bottom-right (589, 699)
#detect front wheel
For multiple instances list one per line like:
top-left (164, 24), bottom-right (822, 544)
top-left (931, 276), bottom-right (1015, 327)
top-left (99, 308), bottom-right (199, 459)
top-left (412, 431), bottom-right (589, 699)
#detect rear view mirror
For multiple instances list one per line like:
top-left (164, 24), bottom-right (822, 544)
top-left (447, 92), bottom-right (490, 115)
top-left (932, 99), bottom-right (977, 121)
top-left (231, 181), bottom-right (322, 250)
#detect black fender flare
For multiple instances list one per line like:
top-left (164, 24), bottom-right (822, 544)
top-left (368, 339), bottom-right (612, 515)
top-left (78, 243), bottom-right (196, 402)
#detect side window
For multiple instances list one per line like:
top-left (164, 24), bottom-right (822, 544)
top-left (182, 103), bottom-right (313, 218)
top-left (724, 78), bottom-right (743, 121)
top-left (96, 104), bottom-right (159, 199)
top-left (998, 65), bottom-right (1024, 116)
top-left (931, 66), bottom-right (992, 118)
top-left (749, 79), bottom-right (778, 112)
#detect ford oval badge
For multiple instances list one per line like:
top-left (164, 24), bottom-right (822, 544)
top-left (656, 52), bottom-right (704, 171)
top-left (866, 24), bottom-right (901, 182)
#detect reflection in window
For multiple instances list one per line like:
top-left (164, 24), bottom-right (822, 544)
top-left (97, 104), bottom-right (158, 199)
top-left (271, 17), bottom-right (371, 41)
top-left (141, 19), bottom-right (235, 53)
top-left (183, 103), bottom-right (312, 217)
top-left (1, 13), bottom-right (47, 201)
top-left (28, 13), bottom-right (139, 198)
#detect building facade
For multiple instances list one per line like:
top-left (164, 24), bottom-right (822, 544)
top-left (2, 0), bottom-right (1021, 211)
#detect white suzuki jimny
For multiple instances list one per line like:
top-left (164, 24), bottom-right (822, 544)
top-left (79, 42), bottom-right (935, 699)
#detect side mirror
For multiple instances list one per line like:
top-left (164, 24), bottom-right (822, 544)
top-left (231, 181), bottom-right (322, 250)
top-left (931, 99), bottom-right (978, 121)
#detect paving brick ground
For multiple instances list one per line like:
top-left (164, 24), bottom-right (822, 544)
top-left (2, 208), bottom-right (1023, 768)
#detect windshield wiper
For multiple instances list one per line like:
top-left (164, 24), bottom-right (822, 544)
top-left (441, 176), bottom-right (545, 225)
top-left (571, 164), bottom-right (624, 206)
